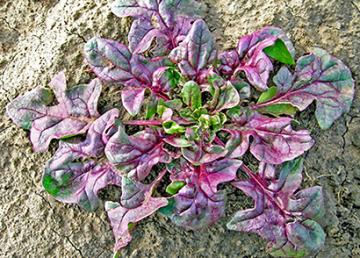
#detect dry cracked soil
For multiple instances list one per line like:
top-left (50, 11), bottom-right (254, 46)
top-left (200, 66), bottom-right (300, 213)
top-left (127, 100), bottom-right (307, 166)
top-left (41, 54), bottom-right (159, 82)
top-left (0, 0), bottom-right (359, 257)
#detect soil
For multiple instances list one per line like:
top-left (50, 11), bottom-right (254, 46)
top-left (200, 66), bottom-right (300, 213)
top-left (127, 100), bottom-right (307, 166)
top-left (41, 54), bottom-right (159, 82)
top-left (0, 0), bottom-right (359, 257)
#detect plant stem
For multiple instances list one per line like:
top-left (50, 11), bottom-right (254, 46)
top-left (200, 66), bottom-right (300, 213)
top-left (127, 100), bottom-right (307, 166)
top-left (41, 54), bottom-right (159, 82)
top-left (123, 120), bottom-right (162, 126)
top-left (240, 164), bottom-right (293, 217)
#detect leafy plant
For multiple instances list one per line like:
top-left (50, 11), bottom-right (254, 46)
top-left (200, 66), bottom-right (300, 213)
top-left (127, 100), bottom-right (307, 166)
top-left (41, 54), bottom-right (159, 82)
top-left (6, 0), bottom-right (354, 257)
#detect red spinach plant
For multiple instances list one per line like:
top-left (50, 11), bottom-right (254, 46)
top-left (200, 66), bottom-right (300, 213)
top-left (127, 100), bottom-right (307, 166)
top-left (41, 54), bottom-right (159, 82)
top-left (6, 0), bottom-right (354, 257)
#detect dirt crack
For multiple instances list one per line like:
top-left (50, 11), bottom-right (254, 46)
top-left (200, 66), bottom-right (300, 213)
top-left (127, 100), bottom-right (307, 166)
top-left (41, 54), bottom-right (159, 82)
top-left (51, 229), bottom-right (85, 258)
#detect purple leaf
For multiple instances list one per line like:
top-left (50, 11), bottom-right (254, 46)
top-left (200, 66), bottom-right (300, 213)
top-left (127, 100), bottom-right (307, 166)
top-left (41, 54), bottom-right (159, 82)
top-left (128, 17), bottom-right (166, 54)
top-left (120, 176), bottom-right (147, 209)
top-left (158, 0), bottom-right (201, 28)
top-left (111, 0), bottom-right (158, 18)
top-left (224, 113), bottom-right (314, 164)
top-left (121, 88), bottom-right (146, 116)
top-left (42, 109), bottom-right (121, 210)
top-left (235, 37), bottom-right (276, 91)
top-left (181, 143), bottom-right (227, 165)
top-left (6, 71), bottom-right (101, 152)
top-left (105, 126), bottom-right (171, 181)
top-left (251, 48), bottom-right (355, 129)
top-left (105, 170), bottom-right (168, 251)
top-left (84, 37), bottom-right (135, 84)
top-left (227, 158), bottom-right (325, 257)
top-left (43, 160), bottom-right (121, 211)
top-left (53, 109), bottom-right (120, 163)
top-left (84, 37), bottom-right (164, 85)
top-left (219, 27), bottom-right (295, 91)
top-left (168, 158), bottom-right (242, 230)
top-left (113, 0), bottom-right (197, 54)
top-left (236, 26), bottom-right (295, 60)
top-left (169, 19), bottom-right (217, 79)
top-left (152, 66), bottom-right (180, 92)
top-left (218, 50), bottom-right (240, 75)
top-left (214, 81), bottom-right (240, 112)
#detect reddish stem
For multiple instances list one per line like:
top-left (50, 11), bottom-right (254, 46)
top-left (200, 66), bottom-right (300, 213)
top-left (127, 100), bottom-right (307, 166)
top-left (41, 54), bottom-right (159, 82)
top-left (240, 164), bottom-right (293, 217)
top-left (123, 120), bottom-right (162, 126)
top-left (214, 136), bottom-right (225, 147)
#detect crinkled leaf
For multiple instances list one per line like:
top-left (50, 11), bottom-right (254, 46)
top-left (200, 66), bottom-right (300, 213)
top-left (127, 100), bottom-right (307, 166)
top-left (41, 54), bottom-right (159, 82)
top-left (42, 110), bottom-right (121, 210)
top-left (219, 50), bottom-right (240, 75)
top-left (253, 48), bottom-right (354, 129)
top-left (105, 127), bottom-right (170, 181)
top-left (169, 19), bottom-right (216, 78)
top-left (224, 113), bottom-right (314, 164)
top-left (113, 1), bottom-right (197, 54)
top-left (168, 158), bottom-right (242, 229)
top-left (57, 109), bottom-right (120, 159)
top-left (6, 71), bottom-right (101, 152)
top-left (84, 37), bottom-right (134, 84)
top-left (227, 158), bottom-right (325, 258)
top-left (159, 0), bottom-right (201, 27)
top-left (120, 176), bottom-right (147, 209)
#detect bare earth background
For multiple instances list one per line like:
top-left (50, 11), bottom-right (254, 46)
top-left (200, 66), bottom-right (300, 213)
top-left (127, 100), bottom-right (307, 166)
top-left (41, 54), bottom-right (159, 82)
top-left (0, 0), bottom-right (359, 257)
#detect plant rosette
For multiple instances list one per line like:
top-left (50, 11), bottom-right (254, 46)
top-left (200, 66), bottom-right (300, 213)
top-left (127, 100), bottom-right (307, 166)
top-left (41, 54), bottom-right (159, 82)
top-left (6, 0), bottom-right (354, 257)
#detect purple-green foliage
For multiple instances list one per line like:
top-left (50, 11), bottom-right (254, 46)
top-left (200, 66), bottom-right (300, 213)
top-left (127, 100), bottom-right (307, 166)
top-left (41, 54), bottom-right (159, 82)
top-left (6, 0), bottom-right (355, 257)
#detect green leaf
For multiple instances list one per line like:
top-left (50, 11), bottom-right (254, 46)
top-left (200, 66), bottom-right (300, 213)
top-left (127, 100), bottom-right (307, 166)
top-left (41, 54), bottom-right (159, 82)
top-left (162, 120), bottom-right (185, 134)
top-left (226, 106), bottom-right (242, 120)
top-left (128, 222), bottom-right (136, 230)
top-left (145, 96), bottom-right (157, 119)
top-left (181, 81), bottom-right (202, 110)
top-left (166, 181), bottom-right (186, 195)
top-left (215, 82), bottom-right (240, 111)
top-left (158, 198), bottom-right (176, 217)
top-left (258, 103), bottom-right (298, 117)
top-left (157, 99), bottom-right (166, 116)
top-left (165, 67), bottom-right (181, 88)
top-left (264, 39), bottom-right (295, 65)
top-left (163, 99), bottom-right (183, 109)
top-left (257, 86), bottom-right (277, 103)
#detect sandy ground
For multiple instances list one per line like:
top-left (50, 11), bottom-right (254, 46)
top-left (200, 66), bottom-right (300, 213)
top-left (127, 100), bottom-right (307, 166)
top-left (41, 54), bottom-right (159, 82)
top-left (0, 0), bottom-right (359, 257)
